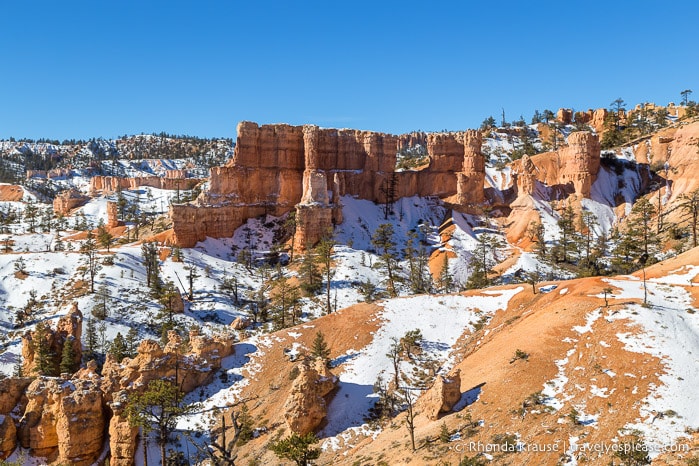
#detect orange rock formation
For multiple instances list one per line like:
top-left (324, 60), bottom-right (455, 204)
top-left (52, 188), bottom-right (89, 215)
top-left (171, 122), bottom-right (487, 247)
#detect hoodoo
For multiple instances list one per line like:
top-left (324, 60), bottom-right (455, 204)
top-left (171, 121), bottom-right (488, 247)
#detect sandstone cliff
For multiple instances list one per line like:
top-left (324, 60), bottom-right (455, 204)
top-left (171, 122), bottom-right (487, 247)
top-left (89, 175), bottom-right (202, 194)
top-left (18, 377), bottom-right (104, 465)
top-left (52, 188), bottom-right (89, 216)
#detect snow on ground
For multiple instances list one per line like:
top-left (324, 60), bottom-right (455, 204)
top-left (601, 268), bottom-right (699, 453)
top-left (335, 195), bottom-right (445, 252)
top-left (321, 287), bottom-right (523, 447)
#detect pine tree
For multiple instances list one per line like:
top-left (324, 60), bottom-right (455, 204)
top-left (467, 234), bottom-right (504, 289)
top-left (125, 379), bottom-right (195, 466)
top-left (315, 233), bottom-right (336, 313)
top-left (437, 254), bottom-right (453, 293)
top-left (404, 230), bottom-right (430, 294)
top-left (268, 432), bottom-right (321, 466)
top-left (92, 284), bottom-right (110, 320)
top-left (33, 321), bottom-right (57, 376)
top-left (142, 241), bottom-right (160, 289)
top-left (552, 205), bottom-right (577, 264)
top-left (84, 317), bottom-right (99, 363)
top-left (80, 230), bottom-right (100, 293)
top-left (299, 248), bottom-right (322, 295)
top-left (439, 422), bottom-right (450, 443)
top-left (185, 265), bottom-right (199, 301)
top-left (268, 275), bottom-right (300, 330)
top-left (310, 331), bottom-right (331, 362)
top-left (109, 332), bottom-right (129, 363)
top-left (60, 336), bottom-right (78, 375)
top-left (125, 327), bottom-right (139, 357)
top-left (679, 189), bottom-right (699, 248)
top-left (372, 223), bottom-right (399, 297)
top-left (97, 223), bottom-right (114, 252)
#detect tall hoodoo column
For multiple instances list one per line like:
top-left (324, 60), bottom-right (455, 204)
top-left (560, 131), bottom-right (600, 197)
top-left (515, 154), bottom-right (537, 197)
top-left (456, 130), bottom-right (485, 204)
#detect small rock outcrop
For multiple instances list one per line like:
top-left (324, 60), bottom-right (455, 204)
top-left (230, 316), bottom-right (251, 330)
top-left (283, 358), bottom-right (338, 435)
top-left (0, 377), bottom-right (32, 413)
top-left (0, 415), bottom-right (16, 460)
top-left (102, 329), bottom-right (234, 397)
top-left (419, 370), bottom-right (462, 420)
top-left (52, 188), bottom-right (89, 216)
top-left (18, 377), bottom-right (104, 465)
top-left (456, 130), bottom-right (485, 205)
top-left (21, 303), bottom-right (83, 376)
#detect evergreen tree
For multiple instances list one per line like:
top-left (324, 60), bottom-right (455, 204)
top-left (83, 317), bottom-right (99, 363)
top-left (97, 223), bottom-right (114, 252)
top-left (142, 241), bottom-right (160, 289)
top-left (552, 205), bottom-right (577, 264)
top-left (372, 223), bottom-right (399, 297)
top-left (681, 89), bottom-right (693, 106)
top-left (268, 432), bottom-right (321, 466)
top-left (299, 248), bottom-right (322, 295)
top-left (437, 254), bottom-right (453, 293)
top-left (125, 327), bottom-right (139, 357)
top-left (531, 110), bottom-right (542, 124)
top-left (108, 332), bottom-right (129, 363)
top-left (80, 230), bottom-right (100, 293)
top-left (125, 379), bottom-right (195, 466)
top-left (526, 221), bottom-right (547, 260)
top-left (183, 265), bottom-right (199, 301)
top-left (467, 234), bottom-right (504, 289)
top-left (59, 336), bottom-right (78, 375)
top-left (33, 321), bottom-right (57, 376)
top-left (268, 275), bottom-right (300, 330)
top-left (404, 230), bottom-right (431, 294)
top-left (310, 331), bottom-right (331, 362)
top-left (92, 284), bottom-right (110, 320)
top-left (578, 209), bottom-right (599, 273)
top-left (679, 189), bottom-right (699, 248)
top-left (315, 233), bottom-right (336, 313)
top-left (24, 201), bottom-right (38, 233)
top-left (13, 256), bottom-right (27, 275)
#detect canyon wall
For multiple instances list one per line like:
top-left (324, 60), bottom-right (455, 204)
top-left (89, 175), bottom-right (203, 194)
top-left (171, 122), bottom-right (487, 247)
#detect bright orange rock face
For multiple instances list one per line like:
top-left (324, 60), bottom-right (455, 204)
top-left (171, 122), bottom-right (487, 247)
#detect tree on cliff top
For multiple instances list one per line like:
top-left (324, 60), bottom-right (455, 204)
top-left (126, 379), bottom-right (195, 466)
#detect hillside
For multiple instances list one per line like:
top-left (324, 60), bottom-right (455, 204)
top-left (0, 103), bottom-right (698, 465)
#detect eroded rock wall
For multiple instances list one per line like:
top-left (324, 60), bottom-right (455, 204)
top-left (89, 175), bottom-right (202, 194)
top-left (172, 121), bottom-right (488, 247)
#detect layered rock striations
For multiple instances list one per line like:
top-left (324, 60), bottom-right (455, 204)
top-left (560, 131), bottom-right (601, 197)
top-left (17, 377), bottom-right (104, 465)
top-left (89, 175), bottom-right (202, 194)
top-left (171, 122), bottom-right (487, 247)
top-left (53, 188), bottom-right (89, 216)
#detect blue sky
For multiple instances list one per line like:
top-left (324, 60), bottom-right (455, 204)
top-left (1, 1), bottom-right (697, 140)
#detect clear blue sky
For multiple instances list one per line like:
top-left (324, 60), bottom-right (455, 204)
top-left (1, 1), bottom-right (697, 140)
